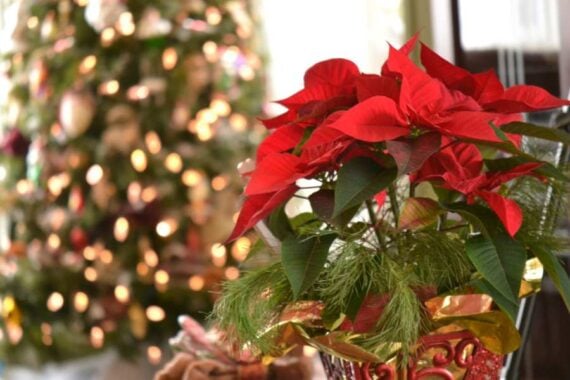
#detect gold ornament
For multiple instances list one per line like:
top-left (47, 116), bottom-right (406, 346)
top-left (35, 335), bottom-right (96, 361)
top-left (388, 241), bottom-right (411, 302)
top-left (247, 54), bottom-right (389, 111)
top-left (102, 104), bottom-right (141, 154)
top-left (59, 89), bottom-right (96, 139)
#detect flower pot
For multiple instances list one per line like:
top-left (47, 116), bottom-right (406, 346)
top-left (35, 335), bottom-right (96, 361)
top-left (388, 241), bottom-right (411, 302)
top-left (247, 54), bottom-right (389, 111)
top-left (319, 330), bottom-right (503, 380)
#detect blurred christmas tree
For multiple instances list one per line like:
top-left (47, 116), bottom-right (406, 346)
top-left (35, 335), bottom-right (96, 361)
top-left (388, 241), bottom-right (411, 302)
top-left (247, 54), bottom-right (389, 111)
top-left (0, 0), bottom-right (263, 367)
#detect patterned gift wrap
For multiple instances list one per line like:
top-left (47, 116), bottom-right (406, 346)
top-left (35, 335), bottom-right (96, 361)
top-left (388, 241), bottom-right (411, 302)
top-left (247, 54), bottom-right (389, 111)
top-left (319, 330), bottom-right (503, 380)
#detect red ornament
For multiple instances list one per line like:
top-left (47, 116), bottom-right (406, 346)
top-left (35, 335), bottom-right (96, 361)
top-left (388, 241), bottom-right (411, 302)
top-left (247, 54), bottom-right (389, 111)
top-left (70, 226), bottom-right (89, 252)
top-left (0, 128), bottom-right (30, 157)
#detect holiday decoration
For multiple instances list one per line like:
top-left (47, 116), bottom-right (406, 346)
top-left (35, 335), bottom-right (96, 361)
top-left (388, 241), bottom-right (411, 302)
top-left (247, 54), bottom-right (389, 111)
top-left (155, 316), bottom-right (314, 380)
top-left (59, 89), bottom-right (96, 139)
top-left (212, 34), bottom-right (570, 379)
top-left (0, 0), bottom-right (263, 368)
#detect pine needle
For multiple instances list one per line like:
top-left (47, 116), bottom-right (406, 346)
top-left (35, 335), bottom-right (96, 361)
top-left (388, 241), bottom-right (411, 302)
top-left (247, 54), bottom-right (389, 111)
top-left (211, 262), bottom-right (292, 354)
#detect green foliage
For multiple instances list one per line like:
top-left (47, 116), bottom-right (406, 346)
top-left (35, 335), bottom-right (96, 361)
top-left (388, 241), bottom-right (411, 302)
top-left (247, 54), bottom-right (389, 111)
top-left (502, 122), bottom-right (570, 145)
top-left (357, 274), bottom-right (426, 363)
top-left (333, 157), bottom-right (397, 217)
top-left (316, 242), bottom-right (390, 319)
top-left (402, 231), bottom-right (472, 292)
top-left (211, 262), bottom-right (293, 354)
top-left (446, 203), bottom-right (527, 320)
top-left (282, 234), bottom-right (337, 299)
top-left (485, 156), bottom-right (568, 182)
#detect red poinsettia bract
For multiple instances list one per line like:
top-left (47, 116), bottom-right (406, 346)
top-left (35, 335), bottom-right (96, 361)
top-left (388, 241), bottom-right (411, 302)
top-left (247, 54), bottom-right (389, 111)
top-left (227, 35), bottom-right (570, 242)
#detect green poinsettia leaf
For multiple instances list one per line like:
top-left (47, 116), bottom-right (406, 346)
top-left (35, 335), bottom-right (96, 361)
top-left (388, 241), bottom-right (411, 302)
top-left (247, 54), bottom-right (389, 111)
top-left (333, 157), bottom-right (397, 218)
top-left (532, 246), bottom-right (570, 311)
top-left (281, 234), bottom-right (337, 299)
top-left (501, 122), bottom-right (570, 144)
top-left (310, 189), bottom-right (360, 228)
top-left (268, 206), bottom-right (293, 240)
top-left (466, 235), bottom-right (524, 310)
top-left (447, 203), bottom-right (526, 320)
top-left (484, 156), bottom-right (568, 182)
top-left (398, 197), bottom-right (442, 230)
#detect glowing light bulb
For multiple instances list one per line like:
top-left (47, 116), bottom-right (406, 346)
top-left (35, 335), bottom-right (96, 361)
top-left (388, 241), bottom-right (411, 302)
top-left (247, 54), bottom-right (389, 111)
top-left (225, 266), bottom-right (240, 280)
top-left (114, 285), bottom-right (130, 303)
top-left (47, 292), bottom-right (64, 312)
top-left (210, 243), bottom-right (227, 267)
top-left (154, 270), bottom-right (170, 286)
top-left (116, 12), bottom-right (135, 36)
top-left (75, 0), bottom-right (88, 6)
top-left (162, 48), bottom-right (178, 70)
top-left (182, 169), bottom-right (202, 187)
top-left (156, 218), bottom-right (178, 237)
top-left (27, 16), bottom-right (39, 29)
top-left (74, 292), bottom-right (89, 312)
top-left (127, 85), bottom-right (150, 101)
top-left (99, 80), bottom-right (120, 95)
top-left (114, 217), bottom-right (129, 242)
top-left (101, 28), bottom-right (116, 46)
top-left (196, 108), bottom-right (218, 124)
top-left (239, 65), bottom-right (255, 81)
top-left (188, 275), bottom-right (205, 291)
top-left (84, 267), bottom-right (98, 282)
top-left (165, 152), bottom-right (183, 173)
top-left (83, 246), bottom-right (97, 261)
top-left (196, 122), bottom-right (213, 141)
top-left (147, 345), bottom-right (162, 365)
top-left (41, 323), bottom-right (52, 346)
top-left (205, 7), bottom-right (222, 25)
top-left (211, 175), bottom-right (228, 191)
top-left (86, 165), bottom-right (104, 185)
top-left (137, 262), bottom-right (149, 277)
top-left (231, 237), bottom-right (251, 261)
top-left (127, 181), bottom-right (142, 205)
top-left (202, 41), bottom-right (218, 61)
top-left (144, 249), bottom-right (159, 267)
top-left (6, 324), bottom-right (22, 344)
top-left (210, 98), bottom-right (231, 117)
top-left (141, 186), bottom-right (158, 203)
top-left (79, 55), bottom-right (97, 74)
top-left (146, 305), bottom-right (165, 322)
top-left (16, 179), bottom-right (33, 195)
top-left (145, 131), bottom-right (162, 154)
top-left (130, 149), bottom-right (148, 172)
top-left (222, 46), bottom-right (240, 65)
top-left (229, 113), bottom-right (247, 132)
top-left (47, 173), bottom-right (70, 196)
top-left (90, 326), bottom-right (104, 348)
top-left (47, 233), bottom-right (61, 250)
top-left (99, 249), bottom-right (114, 264)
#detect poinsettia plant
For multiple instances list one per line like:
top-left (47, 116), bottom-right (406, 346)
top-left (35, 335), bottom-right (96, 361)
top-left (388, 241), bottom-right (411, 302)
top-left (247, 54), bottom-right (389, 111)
top-left (213, 35), bottom-right (570, 363)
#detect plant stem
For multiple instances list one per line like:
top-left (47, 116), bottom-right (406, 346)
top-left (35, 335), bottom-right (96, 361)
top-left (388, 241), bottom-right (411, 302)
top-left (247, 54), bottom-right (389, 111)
top-left (437, 213), bottom-right (448, 231)
top-left (366, 200), bottom-right (386, 250)
top-left (388, 184), bottom-right (400, 228)
top-left (438, 223), bottom-right (469, 232)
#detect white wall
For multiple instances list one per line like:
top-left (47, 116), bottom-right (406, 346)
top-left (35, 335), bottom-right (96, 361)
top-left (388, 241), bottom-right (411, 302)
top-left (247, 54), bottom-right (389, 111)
top-left (259, 0), bottom-right (404, 111)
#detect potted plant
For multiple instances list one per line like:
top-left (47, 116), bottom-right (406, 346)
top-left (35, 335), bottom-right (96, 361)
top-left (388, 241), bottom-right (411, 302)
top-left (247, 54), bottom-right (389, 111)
top-left (212, 35), bottom-right (570, 379)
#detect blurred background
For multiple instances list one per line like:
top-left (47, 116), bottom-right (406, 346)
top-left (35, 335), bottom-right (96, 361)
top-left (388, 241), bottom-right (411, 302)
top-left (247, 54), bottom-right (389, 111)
top-left (0, 0), bottom-right (568, 379)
